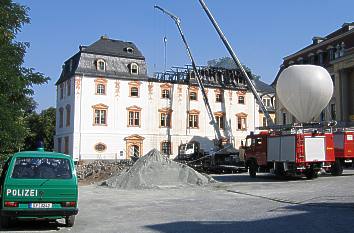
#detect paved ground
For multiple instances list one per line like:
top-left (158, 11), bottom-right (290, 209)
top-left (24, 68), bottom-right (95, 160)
top-left (2, 170), bottom-right (354, 233)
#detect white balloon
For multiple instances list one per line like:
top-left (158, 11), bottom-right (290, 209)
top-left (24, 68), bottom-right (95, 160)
top-left (276, 65), bottom-right (333, 123)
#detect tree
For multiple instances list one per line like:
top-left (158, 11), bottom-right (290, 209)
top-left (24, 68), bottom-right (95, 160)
top-left (24, 107), bottom-right (56, 151)
top-left (0, 1), bottom-right (49, 158)
top-left (207, 57), bottom-right (261, 80)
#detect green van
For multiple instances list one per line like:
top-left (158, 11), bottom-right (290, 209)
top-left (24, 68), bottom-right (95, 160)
top-left (0, 148), bottom-right (78, 228)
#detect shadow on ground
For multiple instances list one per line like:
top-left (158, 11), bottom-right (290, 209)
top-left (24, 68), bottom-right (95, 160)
top-left (145, 202), bottom-right (354, 233)
top-left (211, 173), bottom-right (304, 183)
top-left (0, 219), bottom-right (65, 231)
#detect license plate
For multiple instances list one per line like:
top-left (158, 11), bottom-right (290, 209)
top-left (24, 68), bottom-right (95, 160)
top-left (29, 203), bottom-right (52, 208)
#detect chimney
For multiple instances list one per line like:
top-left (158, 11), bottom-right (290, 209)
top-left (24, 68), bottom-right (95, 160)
top-left (101, 35), bottom-right (109, 40)
top-left (312, 36), bottom-right (325, 45)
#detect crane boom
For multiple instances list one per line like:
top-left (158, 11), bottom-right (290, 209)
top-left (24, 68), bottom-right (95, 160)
top-left (198, 0), bottom-right (274, 127)
top-left (154, 5), bottom-right (223, 141)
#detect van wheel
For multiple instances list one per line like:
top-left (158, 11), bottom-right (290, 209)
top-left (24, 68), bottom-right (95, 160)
top-left (65, 215), bottom-right (75, 227)
top-left (331, 159), bottom-right (343, 176)
top-left (1, 216), bottom-right (10, 228)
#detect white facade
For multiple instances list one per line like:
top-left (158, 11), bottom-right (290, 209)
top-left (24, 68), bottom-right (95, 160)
top-left (55, 76), bottom-right (259, 160)
top-left (55, 37), bottom-right (261, 160)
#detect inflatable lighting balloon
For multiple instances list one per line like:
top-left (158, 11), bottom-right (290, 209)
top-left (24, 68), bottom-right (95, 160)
top-left (276, 65), bottom-right (333, 123)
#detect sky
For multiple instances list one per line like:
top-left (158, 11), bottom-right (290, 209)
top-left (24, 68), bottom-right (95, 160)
top-left (15, 0), bottom-right (354, 111)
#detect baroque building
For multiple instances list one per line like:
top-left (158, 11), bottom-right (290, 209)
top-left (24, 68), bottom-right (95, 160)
top-left (274, 22), bottom-right (354, 125)
top-left (55, 36), bottom-right (271, 160)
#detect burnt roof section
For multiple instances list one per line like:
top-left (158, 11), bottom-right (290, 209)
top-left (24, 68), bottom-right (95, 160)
top-left (81, 36), bottom-right (145, 60)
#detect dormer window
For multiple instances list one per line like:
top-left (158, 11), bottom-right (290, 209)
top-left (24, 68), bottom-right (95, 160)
top-left (96, 59), bottom-right (106, 71)
top-left (129, 63), bottom-right (139, 75)
top-left (125, 47), bottom-right (134, 54)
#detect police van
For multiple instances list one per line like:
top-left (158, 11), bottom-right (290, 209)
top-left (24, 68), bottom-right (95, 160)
top-left (0, 147), bottom-right (78, 228)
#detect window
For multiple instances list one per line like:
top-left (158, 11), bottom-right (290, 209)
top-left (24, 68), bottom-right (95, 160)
top-left (237, 113), bottom-right (247, 130)
top-left (95, 78), bottom-right (107, 95)
top-left (318, 51), bottom-right (324, 65)
top-left (96, 59), bottom-right (106, 71)
top-left (59, 108), bottom-right (64, 128)
top-left (189, 91), bottom-right (197, 101)
top-left (67, 79), bottom-right (71, 96)
top-left (95, 143), bottom-right (106, 152)
top-left (92, 104), bottom-right (108, 126)
top-left (66, 105), bottom-right (71, 127)
top-left (57, 138), bottom-right (62, 153)
top-left (321, 111), bottom-right (325, 121)
top-left (188, 110), bottom-right (199, 128)
top-left (129, 112), bottom-right (140, 127)
top-left (95, 110), bottom-right (106, 125)
top-left (161, 89), bottom-right (170, 99)
top-left (130, 87), bottom-right (139, 97)
top-left (159, 109), bottom-right (172, 128)
top-left (127, 106), bottom-right (141, 127)
top-left (328, 48), bottom-right (335, 61)
top-left (216, 93), bottom-right (223, 102)
top-left (11, 157), bottom-right (72, 179)
top-left (263, 98), bottom-right (271, 107)
top-left (125, 47), bottom-right (134, 53)
top-left (64, 136), bottom-right (69, 154)
top-left (97, 84), bottom-right (105, 95)
top-left (215, 113), bottom-right (225, 129)
top-left (160, 113), bottom-right (171, 128)
top-left (331, 104), bottom-right (336, 120)
top-left (262, 117), bottom-right (267, 127)
top-left (308, 54), bottom-right (315, 64)
top-left (129, 63), bottom-right (139, 74)
top-left (161, 141), bottom-right (172, 155)
top-left (60, 84), bottom-right (64, 99)
top-left (238, 96), bottom-right (245, 104)
top-left (282, 112), bottom-right (287, 125)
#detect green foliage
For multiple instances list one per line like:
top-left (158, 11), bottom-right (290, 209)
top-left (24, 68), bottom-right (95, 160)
top-left (0, 0), bottom-right (50, 160)
top-left (207, 57), bottom-right (261, 80)
top-left (24, 107), bottom-right (56, 151)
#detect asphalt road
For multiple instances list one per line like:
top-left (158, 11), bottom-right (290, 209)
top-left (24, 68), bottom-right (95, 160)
top-left (2, 170), bottom-right (354, 233)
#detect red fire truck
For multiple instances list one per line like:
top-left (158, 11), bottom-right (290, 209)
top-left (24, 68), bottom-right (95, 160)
top-left (241, 128), bottom-right (335, 179)
top-left (332, 130), bottom-right (354, 175)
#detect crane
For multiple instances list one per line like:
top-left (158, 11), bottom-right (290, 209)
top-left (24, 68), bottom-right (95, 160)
top-left (154, 5), bottom-right (223, 142)
top-left (198, 0), bottom-right (274, 127)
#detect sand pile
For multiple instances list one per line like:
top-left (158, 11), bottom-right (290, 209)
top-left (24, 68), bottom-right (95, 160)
top-left (103, 149), bottom-right (213, 189)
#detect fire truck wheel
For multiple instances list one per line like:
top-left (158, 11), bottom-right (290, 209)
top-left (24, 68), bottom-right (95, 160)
top-left (249, 161), bottom-right (257, 178)
top-left (331, 160), bottom-right (343, 176)
top-left (305, 168), bottom-right (318, 179)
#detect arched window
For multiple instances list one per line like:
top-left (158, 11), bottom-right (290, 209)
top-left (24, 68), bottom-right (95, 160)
top-left (129, 63), bottom-right (139, 74)
top-left (95, 78), bottom-right (107, 95)
top-left (238, 96), bottom-right (245, 104)
top-left (59, 108), bottom-right (64, 128)
top-left (96, 59), bottom-right (106, 71)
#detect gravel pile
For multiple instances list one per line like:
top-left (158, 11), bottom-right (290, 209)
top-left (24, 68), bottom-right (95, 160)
top-left (103, 149), bottom-right (213, 189)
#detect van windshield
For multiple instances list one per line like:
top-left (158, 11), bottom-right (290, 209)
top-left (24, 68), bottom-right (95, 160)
top-left (11, 157), bottom-right (72, 179)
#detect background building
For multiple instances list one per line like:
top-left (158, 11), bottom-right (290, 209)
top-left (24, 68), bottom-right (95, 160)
top-left (274, 22), bottom-right (354, 125)
top-left (55, 36), bottom-right (274, 160)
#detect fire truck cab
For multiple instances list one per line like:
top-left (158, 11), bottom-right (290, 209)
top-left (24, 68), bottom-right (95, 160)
top-left (242, 130), bottom-right (335, 179)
